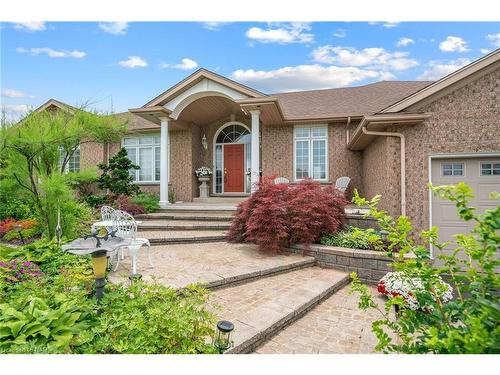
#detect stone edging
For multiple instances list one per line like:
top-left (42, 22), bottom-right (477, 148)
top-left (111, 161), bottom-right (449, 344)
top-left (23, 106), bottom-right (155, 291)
top-left (286, 244), bottom-right (414, 284)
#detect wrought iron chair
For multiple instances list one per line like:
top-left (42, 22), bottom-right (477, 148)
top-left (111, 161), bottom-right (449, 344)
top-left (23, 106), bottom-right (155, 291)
top-left (100, 206), bottom-right (115, 221)
top-left (111, 210), bottom-right (153, 274)
top-left (334, 176), bottom-right (351, 193)
top-left (273, 176), bottom-right (290, 185)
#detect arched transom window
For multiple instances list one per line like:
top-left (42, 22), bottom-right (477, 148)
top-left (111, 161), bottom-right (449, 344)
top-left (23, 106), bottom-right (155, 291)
top-left (216, 124), bottom-right (250, 144)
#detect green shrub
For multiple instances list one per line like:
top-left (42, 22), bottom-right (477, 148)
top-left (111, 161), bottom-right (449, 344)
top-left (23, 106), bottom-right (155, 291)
top-left (66, 168), bottom-right (99, 196)
top-left (350, 183), bottom-right (500, 354)
top-left (80, 194), bottom-right (109, 208)
top-left (97, 148), bottom-right (140, 197)
top-left (3, 226), bottom-right (42, 242)
top-left (79, 282), bottom-right (217, 354)
top-left (132, 192), bottom-right (160, 213)
top-left (321, 227), bottom-right (384, 251)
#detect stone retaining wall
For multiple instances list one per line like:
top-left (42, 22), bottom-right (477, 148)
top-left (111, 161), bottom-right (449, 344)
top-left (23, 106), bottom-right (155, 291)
top-left (287, 244), bottom-right (413, 284)
top-left (345, 214), bottom-right (379, 230)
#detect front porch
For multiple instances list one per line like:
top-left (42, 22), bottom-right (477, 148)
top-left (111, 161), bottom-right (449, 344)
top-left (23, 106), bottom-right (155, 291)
top-left (130, 70), bottom-right (281, 207)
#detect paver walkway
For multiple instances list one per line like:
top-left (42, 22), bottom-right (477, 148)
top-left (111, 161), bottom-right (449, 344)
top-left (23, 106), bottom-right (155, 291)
top-left (108, 241), bottom-right (314, 288)
top-left (210, 267), bottom-right (349, 353)
top-left (254, 285), bottom-right (387, 354)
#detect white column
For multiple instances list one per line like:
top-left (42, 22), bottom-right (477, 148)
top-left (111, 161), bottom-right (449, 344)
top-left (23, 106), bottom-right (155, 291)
top-left (159, 117), bottom-right (170, 207)
top-left (250, 109), bottom-right (260, 192)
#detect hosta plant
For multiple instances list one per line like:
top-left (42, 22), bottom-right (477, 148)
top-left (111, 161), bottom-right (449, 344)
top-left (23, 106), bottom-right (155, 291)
top-left (350, 183), bottom-right (500, 353)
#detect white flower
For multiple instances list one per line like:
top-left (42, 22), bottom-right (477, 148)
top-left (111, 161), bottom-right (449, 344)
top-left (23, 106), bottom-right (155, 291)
top-left (195, 166), bottom-right (213, 177)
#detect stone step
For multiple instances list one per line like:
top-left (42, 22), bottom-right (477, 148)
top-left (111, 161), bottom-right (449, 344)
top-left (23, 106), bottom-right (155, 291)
top-left (136, 212), bottom-right (234, 222)
top-left (109, 242), bottom-right (317, 290)
top-left (137, 220), bottom-right (230, 231)
top-left (140, 230), bottom-right (228, 245)
top-left (210, 266), bottom-right (350, 354)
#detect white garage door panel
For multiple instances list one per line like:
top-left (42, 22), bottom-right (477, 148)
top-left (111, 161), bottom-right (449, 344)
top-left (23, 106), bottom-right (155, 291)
top-left (431, 157), bottom-right (500, 260)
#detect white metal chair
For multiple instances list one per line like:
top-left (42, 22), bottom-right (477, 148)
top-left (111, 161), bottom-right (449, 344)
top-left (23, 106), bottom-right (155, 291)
top-left (100, 205), bottom-right (115, 221)
top-left (111, 210), bottom-right (153, 275)
top-left (334, 176), bottom-right (351, 193)
top-left (273, 177), bottom-right (290, 185)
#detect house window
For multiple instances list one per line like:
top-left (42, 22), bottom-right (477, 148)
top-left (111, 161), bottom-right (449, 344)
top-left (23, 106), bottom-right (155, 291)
top-left (441, 163), bottom-right (464, 176)
top-left (480, 162), bottom-right (500, 176)
top-left (59, 145), bottom-right (80, 173)
top-left (294, 125), bottom-right (328, 181)
top-left (123, 134), bottom-right (161, 183)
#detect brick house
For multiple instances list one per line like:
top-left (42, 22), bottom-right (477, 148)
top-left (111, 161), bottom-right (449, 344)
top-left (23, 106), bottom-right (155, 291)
top-left (39, 49), bottom-right (499, 256)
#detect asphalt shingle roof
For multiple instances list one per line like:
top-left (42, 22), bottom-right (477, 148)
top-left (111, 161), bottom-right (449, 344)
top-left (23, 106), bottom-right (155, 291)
top-left (273, 81), bottom-right (433, 119)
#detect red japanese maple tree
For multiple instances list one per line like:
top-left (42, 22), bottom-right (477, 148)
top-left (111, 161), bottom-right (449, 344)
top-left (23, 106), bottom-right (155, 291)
top-left (228, 177), bottom-right (347, 252)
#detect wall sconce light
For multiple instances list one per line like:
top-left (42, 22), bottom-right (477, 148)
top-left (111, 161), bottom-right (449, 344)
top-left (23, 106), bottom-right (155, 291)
top-left (201, 134), bottom-right (208, 150)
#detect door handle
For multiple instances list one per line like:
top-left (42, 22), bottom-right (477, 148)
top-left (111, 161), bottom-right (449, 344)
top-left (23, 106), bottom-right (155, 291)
top-left (224, 168), bottom-right (227, 183)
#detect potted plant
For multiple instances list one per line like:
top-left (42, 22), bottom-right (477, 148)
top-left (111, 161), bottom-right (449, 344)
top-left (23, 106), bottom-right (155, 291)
top-left (377, 271), bottom-right (453, 313)
top-left (195, 166), bottom-right (213, 198)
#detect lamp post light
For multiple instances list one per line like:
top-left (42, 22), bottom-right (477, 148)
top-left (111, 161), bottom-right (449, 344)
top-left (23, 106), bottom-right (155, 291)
top-left (13, 224), bottom-right (25, 245)
top-left (213, 320), bottom-right (234, 353)
top-left (62, 230), bottom-right (123, 314)
top-left (380, 230), bottom-right (389, 242)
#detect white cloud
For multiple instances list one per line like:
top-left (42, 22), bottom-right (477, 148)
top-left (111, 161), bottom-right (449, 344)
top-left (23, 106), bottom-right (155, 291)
top-left (13, 22), bottom-right (46, 32)
top-left (16, 47), bottom-right (86, 58)
top-left (1, 88), bottom-right (25, 98)
top-left (369, 22), bottom-right (400, 28)
top-left (159, 58), bottom-right (198, 70)
top-left (245, 23), bottom-right (314, 44)
top-left (0, 104), bottom-right (29, 121)
top-left (312, 45), bottom-right (418, 71)
top-left (418, 58), bottom-right (471, 80)
top-left (382, 22), bottom-right (400, 28)
top-left (333, 29), bottom-right (347, 38)
top-left (439, 36), bottom-right (469, 52)
top-left (98, 22), bottom-right (128, 35)
top-left (480, 48), bottom-right (491, 54)
top-left (487, 33), bottom-right (500, 48)
top-left (202, 22), bottom-right (231, 31)
top-left (118, 56), bottom-right (148, 68)
top-left (232, 64), bottom-right (383, 92)
top-left (396, 37), bottom-right (415, 47)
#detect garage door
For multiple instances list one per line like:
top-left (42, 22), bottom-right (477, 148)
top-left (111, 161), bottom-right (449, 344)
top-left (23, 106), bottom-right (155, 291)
top-left (430, 156), bottom-right (500, 259)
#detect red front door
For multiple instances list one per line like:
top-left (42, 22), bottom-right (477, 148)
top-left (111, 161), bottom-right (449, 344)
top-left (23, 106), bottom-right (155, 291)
top-left (224, 144), bottom-right (245, 192)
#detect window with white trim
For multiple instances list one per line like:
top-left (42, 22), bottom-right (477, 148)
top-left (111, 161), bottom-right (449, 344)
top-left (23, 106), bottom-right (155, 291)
top-left (59, 145), bottom-right (80, 173)
top-left (480, 162), bottom-right (500, 176)
top-left (294, 125), bottom-right (328, 181)
top-left (441, 163), bottom-right (463, 176)
top-left (123, 134), bottom-right (161, 182)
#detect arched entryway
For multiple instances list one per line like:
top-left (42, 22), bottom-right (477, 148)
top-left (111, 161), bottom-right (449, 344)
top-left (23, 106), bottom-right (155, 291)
top-left (213, 122), bottom-right (251, 194)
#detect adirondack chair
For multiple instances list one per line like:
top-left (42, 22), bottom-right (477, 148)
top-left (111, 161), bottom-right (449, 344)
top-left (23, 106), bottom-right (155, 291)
top-left (334, 176), bottom-right (351, 193)
top-left (273, 176), bottom-right (290, 185)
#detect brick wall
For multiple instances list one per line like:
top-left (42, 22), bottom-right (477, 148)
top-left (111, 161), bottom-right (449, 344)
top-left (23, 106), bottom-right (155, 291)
top-left (362, 66), bottom-right (500, 234)
top-left (261, 121), bottom-right (364, 199)
top-left (79, 141), bottom-right (105, 170)
top-left (169, 129), bottom-right (194, 202)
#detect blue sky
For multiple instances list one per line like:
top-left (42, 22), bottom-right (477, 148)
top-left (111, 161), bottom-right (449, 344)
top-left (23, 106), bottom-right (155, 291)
top-left (1, 21), bottom-right (499, 119)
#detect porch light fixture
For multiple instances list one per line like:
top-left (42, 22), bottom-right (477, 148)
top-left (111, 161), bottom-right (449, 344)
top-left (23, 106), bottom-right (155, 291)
top-left (201, 134), bottom-right (208, 150)
top-left (213, 320), bottom-right (234, 353)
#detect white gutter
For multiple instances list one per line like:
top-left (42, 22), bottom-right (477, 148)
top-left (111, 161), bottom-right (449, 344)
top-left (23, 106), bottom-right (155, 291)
top-left (361, 126), bottom-right (406, 217)
top-left (345, 116), bottom-right (351, 145)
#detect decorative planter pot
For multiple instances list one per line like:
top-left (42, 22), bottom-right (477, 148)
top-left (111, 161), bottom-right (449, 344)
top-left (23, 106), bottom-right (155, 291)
top-left (198, 176), bottom-right (211, 198)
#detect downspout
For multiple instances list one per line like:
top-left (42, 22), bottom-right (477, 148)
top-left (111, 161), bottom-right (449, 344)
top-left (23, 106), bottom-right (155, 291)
top-left (345, 116), bottom-right (351, 145)
top-left (362, 126), bottom-right (406, 217)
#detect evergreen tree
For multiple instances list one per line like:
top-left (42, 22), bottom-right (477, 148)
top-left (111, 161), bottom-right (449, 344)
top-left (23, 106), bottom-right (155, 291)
top-left (98, 148), bottom-right (140, 197)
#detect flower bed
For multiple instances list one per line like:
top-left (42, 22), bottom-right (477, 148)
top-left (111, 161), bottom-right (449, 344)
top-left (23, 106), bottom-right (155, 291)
top-left (377, 271), bottom-right (453, 311)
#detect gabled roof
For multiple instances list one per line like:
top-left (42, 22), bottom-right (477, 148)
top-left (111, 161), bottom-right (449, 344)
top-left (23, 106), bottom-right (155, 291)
top-left (273, 81), bottom-right (433, 120)
top-left (35, 98), bottom-right (79, 113)
top-left (143, 68), bottom-right (265, 108)
top-left (381, 48), bottom-right (500, 113)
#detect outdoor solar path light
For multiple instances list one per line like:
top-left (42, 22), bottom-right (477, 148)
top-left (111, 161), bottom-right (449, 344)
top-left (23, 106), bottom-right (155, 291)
top-left (13, 224), bottom-right (25, 244)
top-left (213, 320), bottom-right (234, 353)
